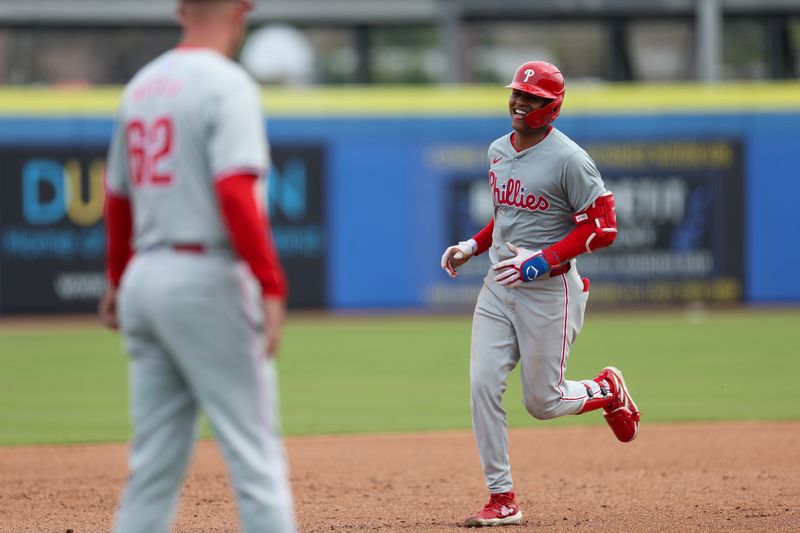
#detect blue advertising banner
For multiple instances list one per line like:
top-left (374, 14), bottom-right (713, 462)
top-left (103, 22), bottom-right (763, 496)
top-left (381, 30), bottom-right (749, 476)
top-left (579, 139), bottom-right (744, 305)
top-left (268, 145), bottom-right (327, 309)
top-left (0, 147), bottom-right (107, 313)
top-left (1, 84), bottom-right (798, 312)
top-left (421, 137), bottom-right (745, 310)
top-left (0, 143), bottom-right (327, 314)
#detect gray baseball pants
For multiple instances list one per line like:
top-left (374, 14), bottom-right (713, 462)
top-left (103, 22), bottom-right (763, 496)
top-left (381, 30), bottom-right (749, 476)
top-left (113, 249), bottom-right (296, 533)
top-left (470, 264), bottom-right (591, 493)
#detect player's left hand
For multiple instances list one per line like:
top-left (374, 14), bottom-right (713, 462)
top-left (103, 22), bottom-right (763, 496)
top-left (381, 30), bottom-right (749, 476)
top-left (263, 296), bottom-right (286, 358)
top-left (493, 243), bottom-right (550, 288)
top-left (440, 240), bottom-right (477, 278)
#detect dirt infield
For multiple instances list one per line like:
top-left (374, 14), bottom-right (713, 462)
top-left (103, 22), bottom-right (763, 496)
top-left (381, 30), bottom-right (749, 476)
top-left (1, 422), bottom-right (798, 533)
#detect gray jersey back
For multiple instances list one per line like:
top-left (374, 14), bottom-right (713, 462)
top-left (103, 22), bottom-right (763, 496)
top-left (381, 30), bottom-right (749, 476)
top-left (105, 48), bottom-right (268, 250)
top-left (486, 128), bottom-right (606, 263)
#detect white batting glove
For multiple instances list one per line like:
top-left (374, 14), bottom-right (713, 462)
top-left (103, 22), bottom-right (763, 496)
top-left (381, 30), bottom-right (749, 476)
top-left (440, 239), bottom-right (477, 278)
top-left (493, 243), bottom-right (550, 288)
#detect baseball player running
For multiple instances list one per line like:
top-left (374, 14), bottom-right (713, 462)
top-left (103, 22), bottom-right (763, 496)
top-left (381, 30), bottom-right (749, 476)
top-left (98, 1), bottom-right (296, 532)
top-left (441, 61), bottom-right (640, 527)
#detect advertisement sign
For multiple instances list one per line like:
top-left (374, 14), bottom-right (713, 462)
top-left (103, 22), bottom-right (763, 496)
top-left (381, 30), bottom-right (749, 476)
top-left (268, 145), bottom-right (327, 309)
top-left (428, 138), bottom-right (744, 309)
top-left (0, 144), bottom-right (327, 314)
top-left (0, 147), bottom-right (107, 314)
top-left (580, 139), bottom-right (744, 305)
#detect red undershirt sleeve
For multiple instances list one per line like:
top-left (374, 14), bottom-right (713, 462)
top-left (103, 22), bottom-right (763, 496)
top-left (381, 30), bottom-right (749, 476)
top-left (215, 173), bottom-right (287, 299)
top-left (471, 219), bottom-right (494, 256)
top-left (542, 223), bottom-right (599, 266)
top-left (104, 193), bottom-right (133, 289)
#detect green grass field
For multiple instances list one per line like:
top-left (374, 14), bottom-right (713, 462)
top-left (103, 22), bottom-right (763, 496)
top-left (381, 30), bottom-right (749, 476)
top-left (1, 308), bottom-right (798, 446)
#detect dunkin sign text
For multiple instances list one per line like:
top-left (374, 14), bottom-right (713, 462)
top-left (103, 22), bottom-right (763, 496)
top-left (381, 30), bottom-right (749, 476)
top-left (490, 171), bottom-right (550, 212)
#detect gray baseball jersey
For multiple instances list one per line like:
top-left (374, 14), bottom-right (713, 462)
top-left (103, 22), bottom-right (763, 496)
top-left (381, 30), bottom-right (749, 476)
top-left (107, 47), bottom-right (295, 533)
top-left (106, 48), bottom-right (268, 250)
top-left (486, 128), bottom-right (606, 264)
top-left (470, 128), bottom-right (610, 493)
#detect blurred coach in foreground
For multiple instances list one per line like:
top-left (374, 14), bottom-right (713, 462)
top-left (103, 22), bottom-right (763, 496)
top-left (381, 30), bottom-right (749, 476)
top-left (99, 1), bottom-right (295, 532)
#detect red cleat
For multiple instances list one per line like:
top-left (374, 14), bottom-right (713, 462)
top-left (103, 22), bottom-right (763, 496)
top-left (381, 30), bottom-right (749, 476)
top-left (464, 491), bottom-right (522, 527)
top-left (598, 366), bottom-right (640, 442)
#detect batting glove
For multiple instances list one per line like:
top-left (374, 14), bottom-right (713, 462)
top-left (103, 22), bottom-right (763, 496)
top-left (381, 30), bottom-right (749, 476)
top-left (493, 243), bottom-right (550, 287)
top-left (441, 239), bottom-right (477, 278)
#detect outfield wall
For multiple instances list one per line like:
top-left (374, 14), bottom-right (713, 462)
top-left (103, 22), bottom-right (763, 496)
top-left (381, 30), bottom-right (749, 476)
top-left (0, 84), bottom-right (797, 313)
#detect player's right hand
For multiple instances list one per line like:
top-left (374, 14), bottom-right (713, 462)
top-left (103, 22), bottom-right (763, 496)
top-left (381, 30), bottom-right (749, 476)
top-left (440, 240), bottom-right (477, 278)
top-left (493, 243), bottom-right (549, 287)
top-left (263, 296), bottom-right (286, 358)
top-left (98, 287), bottom-right (119, 330)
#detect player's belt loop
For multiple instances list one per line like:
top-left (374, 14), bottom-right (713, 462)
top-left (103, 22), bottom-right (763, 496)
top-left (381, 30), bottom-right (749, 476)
top-left (549, 263), bottom-right (571, 277)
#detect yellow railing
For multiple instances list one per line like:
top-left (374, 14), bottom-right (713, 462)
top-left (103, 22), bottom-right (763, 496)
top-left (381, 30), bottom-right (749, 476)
top-left (0, 82), bottom-right (798, 117)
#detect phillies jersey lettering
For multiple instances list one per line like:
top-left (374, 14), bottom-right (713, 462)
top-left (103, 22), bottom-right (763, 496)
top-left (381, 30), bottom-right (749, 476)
top-left (486, 128), bottom-right (606, 264)
top-left (490, 173), bottom-right (550, 212)
top-left (106, 48), bottom-right (268, 251)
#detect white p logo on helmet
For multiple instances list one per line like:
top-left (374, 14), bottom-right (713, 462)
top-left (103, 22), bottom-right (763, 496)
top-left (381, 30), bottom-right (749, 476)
top-left (523, 69), bottom-right (535, 82)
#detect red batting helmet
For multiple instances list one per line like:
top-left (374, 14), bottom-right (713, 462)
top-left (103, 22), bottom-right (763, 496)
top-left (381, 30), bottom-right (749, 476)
top-left (506, 61), bottom-right (565, 128)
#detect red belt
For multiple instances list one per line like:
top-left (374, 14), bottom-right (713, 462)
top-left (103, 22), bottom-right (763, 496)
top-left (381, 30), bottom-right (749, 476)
top-left (172, 243), bottom-right (206, 254)
top-left (549, 263), bottom-right (571, 277)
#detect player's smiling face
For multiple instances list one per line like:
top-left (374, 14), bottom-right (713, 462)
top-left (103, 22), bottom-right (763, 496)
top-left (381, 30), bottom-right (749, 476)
top-left (509, 89), bottom-right (549, 132)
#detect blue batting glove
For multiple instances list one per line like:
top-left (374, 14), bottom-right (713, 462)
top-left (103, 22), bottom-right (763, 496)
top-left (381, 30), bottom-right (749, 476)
top-left (520, 253), bottom-right (550, 281)
top-left (493, 243), bottom-right (550, 288)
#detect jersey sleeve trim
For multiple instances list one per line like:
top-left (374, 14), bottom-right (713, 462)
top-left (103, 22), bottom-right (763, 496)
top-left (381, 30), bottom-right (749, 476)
top-left (104, 185), bottom-right (130, 198)
top-left (215, 166), bottom-right (266, 182)
top-left (103, 170), bottom-right (130, 198)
